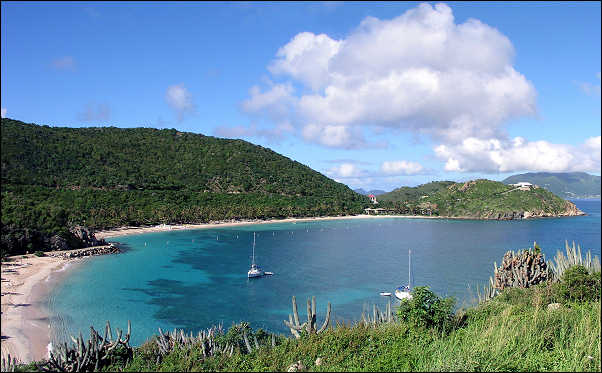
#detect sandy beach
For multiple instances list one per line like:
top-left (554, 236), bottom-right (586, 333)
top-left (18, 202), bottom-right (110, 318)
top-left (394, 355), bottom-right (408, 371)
top-left (94, 214), bottom-right (437, 240)
top-left (0, 253), bottom-right (79, 364)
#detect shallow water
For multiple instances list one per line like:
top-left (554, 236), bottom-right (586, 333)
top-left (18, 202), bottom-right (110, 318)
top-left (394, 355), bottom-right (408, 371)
top-left (48, 199), bottom-right (601, 346)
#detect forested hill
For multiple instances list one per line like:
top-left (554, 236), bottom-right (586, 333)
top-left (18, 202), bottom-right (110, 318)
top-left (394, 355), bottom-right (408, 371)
top-left (1, 118), bottom-right (357, 198)
top-left (1, 118), bottom-right (368, 256)
top-left (377, 179), bottom-right (584, 219)
top-left (502, 172), bottom-right (601, 199)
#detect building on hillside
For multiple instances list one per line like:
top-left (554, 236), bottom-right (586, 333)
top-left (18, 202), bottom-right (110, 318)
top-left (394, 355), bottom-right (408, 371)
top-left (511, 182), bottom-right (536, 191)
top-left (368, 194), bottom-right (378, 204)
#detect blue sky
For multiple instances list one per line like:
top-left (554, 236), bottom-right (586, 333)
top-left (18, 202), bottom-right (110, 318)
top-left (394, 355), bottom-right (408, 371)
top-left (1, 1), bottom-right (600, 191)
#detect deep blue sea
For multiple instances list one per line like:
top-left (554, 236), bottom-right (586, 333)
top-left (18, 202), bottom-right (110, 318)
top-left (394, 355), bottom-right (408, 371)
top-left (47, 199), bottom-right (600, 347)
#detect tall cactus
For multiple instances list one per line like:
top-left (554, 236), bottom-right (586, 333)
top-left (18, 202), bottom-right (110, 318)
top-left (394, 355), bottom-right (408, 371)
top-left (283, 296), bottom-right (331, 338)
top-left (493, 245), bottom-right (548, 290)
top-left (37, 320), bottom-right (132, 372)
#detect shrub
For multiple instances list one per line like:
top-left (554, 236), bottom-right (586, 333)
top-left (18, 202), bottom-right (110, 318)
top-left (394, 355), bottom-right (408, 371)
top-left (34, 250), bottom-right (45, 257)
top-left (553, 265), bottom-right (601, 303)
top-left (396, 286), bottom-right (456, 332)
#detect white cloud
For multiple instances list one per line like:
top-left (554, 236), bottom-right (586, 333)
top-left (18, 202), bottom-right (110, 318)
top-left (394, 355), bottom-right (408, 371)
top-left (166, 84), bottom-right (195, 121)
top-left (77, 103), bottom-right (110, 122)
top-left (578, 72), bottom-right (601, 96)
top-left (246, 2), bottom-right (536, 148)
top-left (381, 160), bottom-right (424, 175)
top-left (52, 56), bottom-right (75, 70)
top-left (434, 136), bottom-right (601, 173)
top-left (1, 107), bottom-right (6, 118)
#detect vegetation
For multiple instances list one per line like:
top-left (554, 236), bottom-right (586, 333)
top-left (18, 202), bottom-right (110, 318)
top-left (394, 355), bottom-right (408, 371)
top-left (1, 118), bottom-right (368, 257)
top-left (503, 172), bottom-right (601, 199)
top-left (378, 179), bottom-right (581, 219)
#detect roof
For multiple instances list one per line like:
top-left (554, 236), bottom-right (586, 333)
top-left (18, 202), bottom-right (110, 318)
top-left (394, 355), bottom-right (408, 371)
top-left (368, 194), bottom-right (375, 198)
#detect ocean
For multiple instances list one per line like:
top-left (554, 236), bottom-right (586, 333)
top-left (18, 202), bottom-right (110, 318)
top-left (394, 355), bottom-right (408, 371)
top-left (47, 199), bottom-right (601, 347)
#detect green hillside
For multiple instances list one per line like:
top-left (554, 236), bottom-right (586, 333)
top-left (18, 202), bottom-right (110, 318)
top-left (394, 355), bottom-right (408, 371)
top-left (1, 118), bottom-right (368, 256)
top-left (503, 172), bottom-right (601, 199)
top-left (377, 181), bottom-right (455, 203)
top-left (378, 179), bottom-right (583, 219)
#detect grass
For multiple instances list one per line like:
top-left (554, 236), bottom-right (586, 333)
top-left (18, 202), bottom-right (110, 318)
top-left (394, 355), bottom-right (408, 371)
top-left (115, 281), bottom-right (600, 372)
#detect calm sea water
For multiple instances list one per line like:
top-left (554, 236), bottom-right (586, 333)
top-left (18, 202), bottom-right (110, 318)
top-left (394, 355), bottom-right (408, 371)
top-left (47, 200), bottom-right (600, 346)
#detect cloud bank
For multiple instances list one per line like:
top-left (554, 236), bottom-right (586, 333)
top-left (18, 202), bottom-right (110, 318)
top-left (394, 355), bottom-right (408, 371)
top-left (245, 2), bottom-right (536, 148)
top-left (435, 136), bottom-right (601, 173)
top-left (1, 108), bottom-right (6, 118)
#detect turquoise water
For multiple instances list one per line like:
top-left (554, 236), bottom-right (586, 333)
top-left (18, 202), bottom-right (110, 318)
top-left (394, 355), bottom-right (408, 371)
top-left (48, 200), bottom-right (600, 346)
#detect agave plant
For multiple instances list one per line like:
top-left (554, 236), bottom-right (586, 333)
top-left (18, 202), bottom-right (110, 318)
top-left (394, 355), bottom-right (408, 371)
top-left (548, 241), bottom-right (601, 281)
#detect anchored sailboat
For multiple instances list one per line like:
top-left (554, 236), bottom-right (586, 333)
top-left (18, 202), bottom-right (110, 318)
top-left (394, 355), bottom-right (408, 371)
top-left (248, 232), bottom-right (265, 278)
top-left (395, 249), bottom-right (413, 301)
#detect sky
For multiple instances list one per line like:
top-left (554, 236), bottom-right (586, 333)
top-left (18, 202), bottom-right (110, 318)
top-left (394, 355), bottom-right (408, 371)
top-left (1, 1), bottom-right (600, 192)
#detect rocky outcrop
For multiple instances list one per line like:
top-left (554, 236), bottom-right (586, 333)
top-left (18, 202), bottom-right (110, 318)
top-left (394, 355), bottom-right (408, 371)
top-left (49, 235), bottom-right (71, 251)
top-left (69, 225), bottom-right (107, 247)
top-left (48, 244), bottom-right (120, 259)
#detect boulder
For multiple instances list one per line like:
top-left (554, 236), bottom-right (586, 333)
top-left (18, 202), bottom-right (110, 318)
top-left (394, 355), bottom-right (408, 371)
top-left (69, 226), bottom-right (107, 247)
top-left (49, 235), bottom-right (70, 251)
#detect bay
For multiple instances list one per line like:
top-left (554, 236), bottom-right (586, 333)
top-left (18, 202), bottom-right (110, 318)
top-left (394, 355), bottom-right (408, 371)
top-left (48, 199), bottom-right (601, 347)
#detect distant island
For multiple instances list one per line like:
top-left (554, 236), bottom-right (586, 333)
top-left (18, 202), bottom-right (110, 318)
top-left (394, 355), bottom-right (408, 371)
top-left (376, 179), bottom-right (584, 219)
top-left (502, 172), bottom-right (601, 199)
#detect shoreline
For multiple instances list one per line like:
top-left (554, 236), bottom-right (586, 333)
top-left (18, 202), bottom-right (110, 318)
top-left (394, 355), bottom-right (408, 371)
top-left (1, 252), bottom-right (89, 364)
top-left (95, 212), bottom-right (586, 240)
top-left (94, 214), bottom-right (441, 239)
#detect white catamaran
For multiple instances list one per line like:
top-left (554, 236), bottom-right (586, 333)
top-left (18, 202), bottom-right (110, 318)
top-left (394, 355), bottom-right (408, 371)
top-left (395, 249), bottom-right (413, 301)
top-left (248, 232), bottom-right (265, 278)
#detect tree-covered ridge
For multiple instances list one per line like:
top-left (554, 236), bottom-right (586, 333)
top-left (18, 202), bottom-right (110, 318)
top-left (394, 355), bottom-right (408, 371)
top-left (378, 179), bottom-right (583, 218)
top-left (377, 181), bottom-right (455, 203)
top-left (502, 172), bottom-right (601, 199)
top-left (1, 118), bottom-right (360, 200)
top-left (1, 118), bottom-right (368, 256)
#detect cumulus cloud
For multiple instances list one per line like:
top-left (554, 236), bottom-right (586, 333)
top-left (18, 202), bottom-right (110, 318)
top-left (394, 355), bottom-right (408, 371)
top-left (246, 2), bottom-right (536, 148)
top-left (52, 56), bottom-right (76, 70)
top-left (1, 107), bottom-right (6, 118)
top-left (434, 136), bottom-right (601, 173)
top-left (381, 160), bottom-right (424, 175)
top-left (326, 163), bottom-right (365, 178)
top-left (77, 103), bottom-right (110, 122)
top-left (578, 72), bottom-right (601, 96)
top-left (166, 84), bottom-right (196, 121)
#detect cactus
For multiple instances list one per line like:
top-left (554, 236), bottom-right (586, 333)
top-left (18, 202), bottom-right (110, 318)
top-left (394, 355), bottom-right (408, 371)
top-left (156, 324), bottom-right (235, 359)
top-left (283, 296), bottom-right (331, 338)
top-left (548, 241), bottom-right (601, 281)
top-left (361, 298), bottom-right (396, 326)
top-left (493, 246), bottom-right (548, 290)
top-left (37, 320), bottom-right (132, 372)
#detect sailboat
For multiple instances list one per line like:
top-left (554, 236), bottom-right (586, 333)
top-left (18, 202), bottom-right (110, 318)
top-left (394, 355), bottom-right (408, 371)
top-left (248, 232), bottom-right (265, 278)
top-left (395, 249), bottom-right (413, 301)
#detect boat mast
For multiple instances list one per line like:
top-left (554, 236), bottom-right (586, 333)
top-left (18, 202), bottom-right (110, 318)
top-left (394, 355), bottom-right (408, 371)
top-left (408, 249), bottom-right (411, 289)
top-left (252, 232), bottom-right (256, 266)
